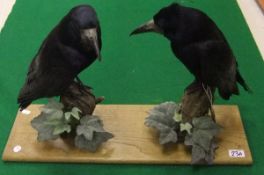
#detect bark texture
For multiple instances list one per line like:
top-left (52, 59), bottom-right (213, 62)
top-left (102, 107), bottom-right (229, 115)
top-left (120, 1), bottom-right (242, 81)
top-left (60, 81), bottom-right (104, 115)
top-left (181, 81), bottom-right (215, 123)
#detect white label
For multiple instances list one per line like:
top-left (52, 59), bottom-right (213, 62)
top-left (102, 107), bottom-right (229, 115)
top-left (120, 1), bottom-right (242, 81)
top-left (13, 145), bottom-right (22, 153)
top-left (229, 149), bottom-right (245, 158)
top-left (21, 109), bottom-right (31, 115)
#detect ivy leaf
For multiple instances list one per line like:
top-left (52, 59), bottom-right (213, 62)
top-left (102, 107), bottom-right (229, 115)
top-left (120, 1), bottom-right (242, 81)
top-left (31, 112), bottom-right (60, 141)
top-left (76, 116), bottom-right (105, 140)
top-left (64, 107), bottom-right (81, 121)
top-left (31, 111), bottom-right (70, 141)
top-left (184, 134), bottom-right (193, 146)
top-left (193, 116), bottom-right (221, 136)
top-left (192, 116), bottom-right (221, 151)
top-left (184, 116), bottom-right (221, 164)
top-left (159, 129), bottom-right (178, 144)
top-left (75, 115), bottom-right (114, 152)
top-left (191, 145), bottom-right (206, 164)
top-left (191, 141), bottom-right (218, 165)
top-left (53, 124), bottom-right (71, 135)
top-left (150, 102), bottom-right (181, 118)
top-left (31, 100), bottom-right (71, 141)
top-left (41, 98), bottom-right (63, 113)
top-left (75, 132), bottom-right (113, 152)
top-left (180, 122), bottom-right (192, 135)
top-left (173, 112), bottom-right (182, 122)
top-left (44, 110), bottom-right (64, 121)
top-left (71, 107), bottom-right (81, 120)
top-left (192, 130), bottom-right (213, 151)
top-left (64, 112), bottom-right (72, 121)
top-left (145, 102), bottom-right (180, 145)
top-left (205, 141), bottom-right (218, 164)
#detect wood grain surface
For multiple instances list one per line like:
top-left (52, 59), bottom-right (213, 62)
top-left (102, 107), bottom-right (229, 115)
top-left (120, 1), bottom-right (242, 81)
top-left (2, 104), bottom-right (252, 164)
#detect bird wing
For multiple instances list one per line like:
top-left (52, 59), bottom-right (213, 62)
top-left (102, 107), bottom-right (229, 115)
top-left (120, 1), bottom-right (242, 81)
top-left (18, 50), bottom-right (75, 109)
top-left (173, 40), bottom-right (239, 99)
top-left (200, 40), bottom-right (239, 99)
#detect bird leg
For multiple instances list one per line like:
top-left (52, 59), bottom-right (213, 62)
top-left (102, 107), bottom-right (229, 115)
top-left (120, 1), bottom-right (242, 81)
top-left (181, 81), bottom-right (215, 123)
top-left (201, 83), bottom-right (216, 121)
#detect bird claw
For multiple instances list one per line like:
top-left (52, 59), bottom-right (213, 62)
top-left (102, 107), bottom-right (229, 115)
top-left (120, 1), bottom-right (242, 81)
top-left (95, 96), bottom-right (105, 104)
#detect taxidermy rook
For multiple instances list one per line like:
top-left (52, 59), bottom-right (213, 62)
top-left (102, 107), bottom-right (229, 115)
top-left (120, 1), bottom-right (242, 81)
top-left (131, 3), bottom-right (251, 164)
top-left (18, 5), bottom-right (102, 110)
top-left (131, 3), bottom-right (250, 101)
top-left (18, 5), bottom-right (113, 152)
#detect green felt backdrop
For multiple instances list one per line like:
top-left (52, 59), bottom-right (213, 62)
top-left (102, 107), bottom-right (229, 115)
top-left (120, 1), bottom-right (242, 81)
top-left (0, 0), bottom-right (264, 174)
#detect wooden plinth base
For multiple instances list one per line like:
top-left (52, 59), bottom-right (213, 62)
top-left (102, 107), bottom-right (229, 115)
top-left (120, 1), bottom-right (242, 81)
top-left (2, 104), bottom-right (252, 164)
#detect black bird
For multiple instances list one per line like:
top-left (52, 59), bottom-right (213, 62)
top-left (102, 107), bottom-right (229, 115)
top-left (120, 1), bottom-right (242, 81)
top-left (18, 5), bottom-right (102, 110)
top-left (131, 3), bottom-right (250, 100)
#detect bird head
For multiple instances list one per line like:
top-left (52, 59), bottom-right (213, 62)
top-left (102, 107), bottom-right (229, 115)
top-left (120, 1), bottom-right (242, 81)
top-left (60, 5), bottom-right (102, 60)
top-left (130, 3), bottom-right (181, 38)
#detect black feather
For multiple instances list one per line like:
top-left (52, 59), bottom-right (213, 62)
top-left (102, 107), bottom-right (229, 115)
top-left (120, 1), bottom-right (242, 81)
top-left (132, 3), bottom-right (250, 100)
top-left (157, 3), bottom-right (251, 99)
top-left (18, 5), bottom-right (102, 110)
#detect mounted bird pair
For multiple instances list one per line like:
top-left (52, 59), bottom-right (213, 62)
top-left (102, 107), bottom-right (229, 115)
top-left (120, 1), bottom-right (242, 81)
top-left (18, 3), bottom-right (250, 110)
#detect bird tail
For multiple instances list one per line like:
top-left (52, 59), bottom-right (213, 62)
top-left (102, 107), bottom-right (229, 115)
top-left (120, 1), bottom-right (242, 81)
top-left (17, 86), bottom-right (33, 111)
top-left (236, 70), bottom-right (252, 93)
top-left (218, 70), bottom-right (251, 100)
top-left (18, 99), bottom-right (32, 111)
top-left (218, 82), bottom-right (239, 100)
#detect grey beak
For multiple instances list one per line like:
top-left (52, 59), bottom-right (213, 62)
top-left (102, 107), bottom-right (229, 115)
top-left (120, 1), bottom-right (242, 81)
top-left (130, 19), bottom-right (162, 36)
top-left (81, 28), bottom-right (101, 61)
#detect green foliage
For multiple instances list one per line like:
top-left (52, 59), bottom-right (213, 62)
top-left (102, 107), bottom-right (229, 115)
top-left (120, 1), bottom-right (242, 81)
top-left (145, 102), bottom-right (221, 165)
top-left (31, 100), bottom-right (71, 141)
top-left (180, 122), bottom-right (192, 135)
top-left (75, 115), bottom-right (114, 152)
top-left (76, 116), bottom-right (105, 140)
top-left (184, 116), bottom-right (221, 164)
top-left (64, 107), bottom-right (81, 121)
top-left (173, 112), bottom-right (182, 122)
top-left (42, 98), bottom-right (64, 111)
top-left (31, 99), bottom-right (113, 152)
top-left (145, 102), bottom-right (181, 145)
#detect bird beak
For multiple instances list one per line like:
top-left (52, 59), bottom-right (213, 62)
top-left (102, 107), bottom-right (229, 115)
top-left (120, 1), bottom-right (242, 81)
top-left (130, 19), bottom-right (162, 36)
top-left (81, 28), bottom-right (101, 61)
